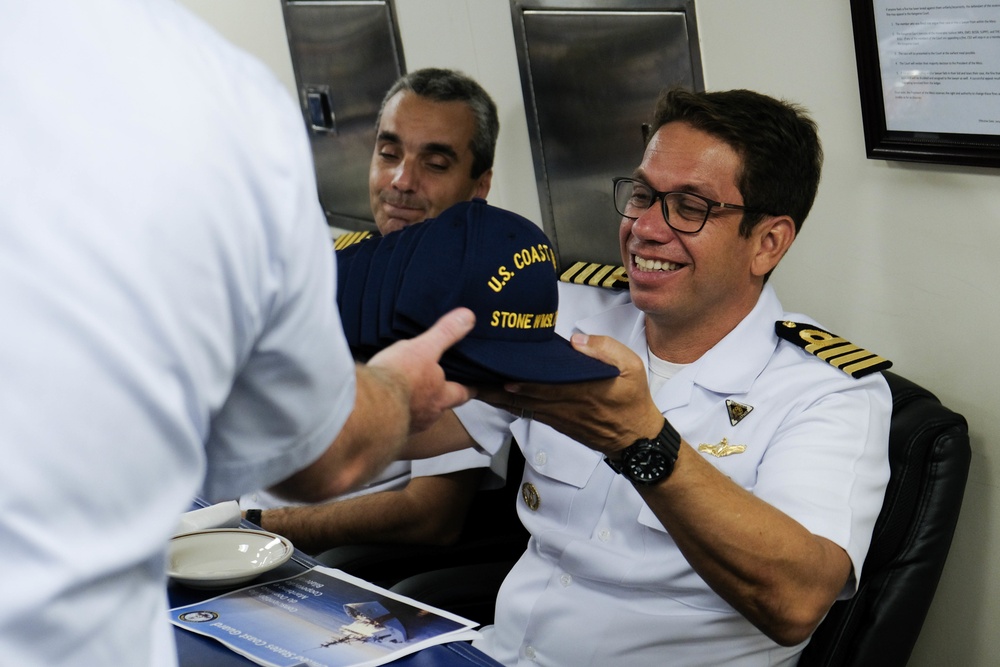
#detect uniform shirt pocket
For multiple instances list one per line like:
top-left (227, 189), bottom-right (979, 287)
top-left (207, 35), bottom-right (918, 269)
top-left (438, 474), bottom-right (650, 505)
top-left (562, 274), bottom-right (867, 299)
top-left (512, 418), bottom-right (602, 488)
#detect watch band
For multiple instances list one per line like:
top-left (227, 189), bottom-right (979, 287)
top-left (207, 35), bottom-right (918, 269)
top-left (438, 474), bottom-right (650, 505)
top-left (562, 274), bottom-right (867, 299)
top-left (245, 508), bottom-right (263, 527)
top-left (652, 418), bottom-right (682, 460)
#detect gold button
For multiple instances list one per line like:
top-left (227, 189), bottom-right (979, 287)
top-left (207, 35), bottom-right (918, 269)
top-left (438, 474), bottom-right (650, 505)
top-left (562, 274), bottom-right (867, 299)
top-left (521, 482), bottom-right (540, 511)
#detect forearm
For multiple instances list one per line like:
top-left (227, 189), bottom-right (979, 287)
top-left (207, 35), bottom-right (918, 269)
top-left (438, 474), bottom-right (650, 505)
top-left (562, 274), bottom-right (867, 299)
top-left (269, 364), bottom-right (410, 503)
top-left (637, 441), bottom-right (851, 645)
top-left (399, 409), bottom-right (476, 459)
top-left (257, 469), bottom-right (484, 554)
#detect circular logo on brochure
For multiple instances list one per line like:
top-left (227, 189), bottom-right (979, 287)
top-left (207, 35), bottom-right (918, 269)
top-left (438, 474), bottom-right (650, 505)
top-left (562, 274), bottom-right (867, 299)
top-left (178, 610), bottom-right (219, 623)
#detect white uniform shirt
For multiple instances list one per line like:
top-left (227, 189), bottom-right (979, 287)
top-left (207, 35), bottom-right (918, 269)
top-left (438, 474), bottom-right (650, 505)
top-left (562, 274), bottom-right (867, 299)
top-left (464, 284), bottom-right (891, 666)
top-left (0, 2), bottom-right (353, 665)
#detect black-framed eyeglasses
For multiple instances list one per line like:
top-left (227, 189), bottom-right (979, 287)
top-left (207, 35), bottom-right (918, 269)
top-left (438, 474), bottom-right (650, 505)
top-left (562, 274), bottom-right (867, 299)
top-left (612, 177), bottom-right (760, 234)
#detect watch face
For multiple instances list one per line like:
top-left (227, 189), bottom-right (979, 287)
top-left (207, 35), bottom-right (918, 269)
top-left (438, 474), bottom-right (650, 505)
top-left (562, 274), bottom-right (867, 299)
top-left (624, 442), bottom-right (672, 484)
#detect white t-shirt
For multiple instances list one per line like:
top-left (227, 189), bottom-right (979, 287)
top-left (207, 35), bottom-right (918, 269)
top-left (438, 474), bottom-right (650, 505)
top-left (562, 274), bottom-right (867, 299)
top-left (0, 1), bottom-right (354, 665)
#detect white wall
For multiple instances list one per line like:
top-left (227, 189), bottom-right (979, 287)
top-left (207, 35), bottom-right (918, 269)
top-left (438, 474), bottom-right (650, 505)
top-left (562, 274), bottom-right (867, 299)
top-left (698, 7), bottom-right (998, 662)
top-left (182, 1), bottom-right (998, 664)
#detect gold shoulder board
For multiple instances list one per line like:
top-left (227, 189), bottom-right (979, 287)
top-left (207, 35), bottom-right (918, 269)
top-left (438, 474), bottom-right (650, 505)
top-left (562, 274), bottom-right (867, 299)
top-left (775, 321), bottom-right (891, 378)
top-left (559, 261), bottom-right (629, 290)
top-left (333, 230), bottom-right (374, 251)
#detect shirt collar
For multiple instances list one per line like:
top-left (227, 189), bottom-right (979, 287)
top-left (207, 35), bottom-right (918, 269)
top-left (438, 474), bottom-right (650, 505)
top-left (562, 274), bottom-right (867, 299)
top-left (571, 284), bottom-right (783, 398)
top-left (684, 284), bottom-right (782, 395)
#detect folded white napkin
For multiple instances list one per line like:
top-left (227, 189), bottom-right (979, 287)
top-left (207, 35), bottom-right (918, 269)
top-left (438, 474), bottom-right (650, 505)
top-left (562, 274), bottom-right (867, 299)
top-left (173, 500), bottom-right (242, 536)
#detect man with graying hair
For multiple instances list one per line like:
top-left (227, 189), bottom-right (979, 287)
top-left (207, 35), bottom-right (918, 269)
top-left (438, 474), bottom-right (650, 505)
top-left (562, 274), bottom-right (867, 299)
top-left (368, 67), bottom-right (499, 235)
top-left (243, 68), bottom-right (518, 570)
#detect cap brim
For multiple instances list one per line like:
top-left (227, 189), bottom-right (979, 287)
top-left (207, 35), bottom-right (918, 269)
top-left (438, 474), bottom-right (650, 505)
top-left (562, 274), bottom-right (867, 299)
top-left (449, 334), bottom-right (619, 384)
top-left (438, 354), bottom-right (509, 385)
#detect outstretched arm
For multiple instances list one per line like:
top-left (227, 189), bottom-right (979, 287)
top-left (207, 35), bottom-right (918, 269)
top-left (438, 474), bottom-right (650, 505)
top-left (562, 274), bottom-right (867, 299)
top-left (269, 307), bottom-right (475, 502)
top-left (254, 469), bottom-right (484, 555)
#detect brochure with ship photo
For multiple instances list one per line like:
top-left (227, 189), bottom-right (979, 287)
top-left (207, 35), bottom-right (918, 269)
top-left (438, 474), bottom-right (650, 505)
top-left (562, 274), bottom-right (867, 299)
top-left (170, 566), bottom-right (480, 667)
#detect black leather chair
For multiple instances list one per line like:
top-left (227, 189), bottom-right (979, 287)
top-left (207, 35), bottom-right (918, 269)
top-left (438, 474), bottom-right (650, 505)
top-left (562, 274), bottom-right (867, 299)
top-left (799, 370), bottom-right (971, 666)
top-left (390, 370), bottom-right (972, 653)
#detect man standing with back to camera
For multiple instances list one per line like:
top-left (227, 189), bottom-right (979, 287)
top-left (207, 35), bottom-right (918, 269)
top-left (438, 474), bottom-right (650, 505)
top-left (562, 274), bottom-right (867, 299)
top-left (0, 3), bottom-right (478, 666)
top-left (242, 68), bottom-right (512, 560)
top-left (410, 87), bottom-right (893, 665)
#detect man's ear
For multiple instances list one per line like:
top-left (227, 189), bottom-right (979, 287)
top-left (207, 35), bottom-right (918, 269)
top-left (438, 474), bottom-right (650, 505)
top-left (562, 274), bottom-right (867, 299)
top-left (751, 215), bottom-right (796, 279)
top-left (474, 168), bottom-right (493, 199)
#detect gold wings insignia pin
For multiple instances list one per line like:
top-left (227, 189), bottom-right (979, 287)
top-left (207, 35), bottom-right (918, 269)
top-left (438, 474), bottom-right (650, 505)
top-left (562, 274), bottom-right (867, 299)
top-left (698, 438), bottom-right (748, 458)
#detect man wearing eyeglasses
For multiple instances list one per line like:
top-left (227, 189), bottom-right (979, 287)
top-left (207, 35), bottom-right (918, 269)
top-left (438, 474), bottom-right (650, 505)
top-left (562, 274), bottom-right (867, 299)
top-left (414, 87), bottom-right (892, 665)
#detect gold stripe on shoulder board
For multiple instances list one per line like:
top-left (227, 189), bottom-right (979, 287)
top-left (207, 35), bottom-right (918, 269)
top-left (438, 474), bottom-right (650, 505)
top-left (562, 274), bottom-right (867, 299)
top-left (559, 261), bottom-right (629, 290)
top-left (775, 321), bottom-right (892, 378)
top-left (333, 230), bottom-right (374, 251)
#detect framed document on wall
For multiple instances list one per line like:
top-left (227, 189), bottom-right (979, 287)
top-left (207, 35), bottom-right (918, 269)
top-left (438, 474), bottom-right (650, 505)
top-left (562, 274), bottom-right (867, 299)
top-left (851, 0), bottom-right (1000, 167)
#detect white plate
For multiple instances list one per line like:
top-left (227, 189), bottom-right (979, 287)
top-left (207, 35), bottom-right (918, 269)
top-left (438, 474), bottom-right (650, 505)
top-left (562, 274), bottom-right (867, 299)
top-left (167, 528), bottom-right (294, 589)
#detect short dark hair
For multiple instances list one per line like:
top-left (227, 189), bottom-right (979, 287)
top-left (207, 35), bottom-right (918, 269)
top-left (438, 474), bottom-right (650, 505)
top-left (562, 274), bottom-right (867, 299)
top-left (648, 88), bottom-right (823, 238)
top-left (377, 68), bottom-right (499, 179)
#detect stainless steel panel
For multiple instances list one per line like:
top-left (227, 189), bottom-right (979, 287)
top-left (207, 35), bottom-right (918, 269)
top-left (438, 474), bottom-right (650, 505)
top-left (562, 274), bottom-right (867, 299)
top-left (510, 1), bottom-right (703, 267)
top-left (283, 1), bottom-right (405, 231)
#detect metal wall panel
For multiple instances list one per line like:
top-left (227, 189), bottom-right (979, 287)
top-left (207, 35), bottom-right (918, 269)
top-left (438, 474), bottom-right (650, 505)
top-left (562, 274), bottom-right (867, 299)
top-left (283, 1), bottom-right (405, 231)
top-left (510, 0), bottom-right (703, 267)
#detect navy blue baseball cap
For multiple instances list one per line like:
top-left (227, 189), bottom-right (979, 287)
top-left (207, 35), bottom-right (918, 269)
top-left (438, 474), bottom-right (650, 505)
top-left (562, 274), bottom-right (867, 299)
top-left (389, 199), bottom-right (619, 384)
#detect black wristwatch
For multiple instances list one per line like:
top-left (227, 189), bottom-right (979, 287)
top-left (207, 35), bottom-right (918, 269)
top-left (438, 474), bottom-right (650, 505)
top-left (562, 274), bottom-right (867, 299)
top-left (245, 509), bottom-right (263, 527)
top-left (605, 418), bottom-right (681, 485)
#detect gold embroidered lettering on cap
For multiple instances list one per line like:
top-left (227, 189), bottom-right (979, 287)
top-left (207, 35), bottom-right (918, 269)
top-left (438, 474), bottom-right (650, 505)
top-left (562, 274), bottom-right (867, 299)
top-left (521, 482), bottom-right (540, 511)
top-left (725, 399), bottom-right (753, 426)
top-left (487, 264), bottom-right (515, 293)
top-left (558, 261), bottom-right (629, 290)
top-left (698, 438), bottom-right (748, 458)
top-left (490, 310), bottom-right (557, 330)
top-left (513, 243), bottom-right (556, 270)
top-left (333, 230), bottom-right (374, 251)
top-left (774, 321), bottom-right (892, 378)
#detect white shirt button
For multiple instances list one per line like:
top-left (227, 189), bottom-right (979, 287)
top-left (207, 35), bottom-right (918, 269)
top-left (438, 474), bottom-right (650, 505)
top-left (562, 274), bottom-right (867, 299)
top-left (524, 645), bottom-right (537, 660)
top-left (598, 529), bottom-right (612, 542)
top-left (534, 451), bottom-right (547, 466)
top-left (559, 573), bottom-right (572, 587)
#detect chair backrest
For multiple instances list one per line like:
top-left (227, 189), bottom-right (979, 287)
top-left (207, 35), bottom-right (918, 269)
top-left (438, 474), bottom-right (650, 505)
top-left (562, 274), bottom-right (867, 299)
top-left (798, 370), bottom-right (971, 667)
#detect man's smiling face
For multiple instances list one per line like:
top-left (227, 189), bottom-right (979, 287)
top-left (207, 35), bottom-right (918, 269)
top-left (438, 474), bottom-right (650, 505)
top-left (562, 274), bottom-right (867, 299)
top-left (620, 121), bottom-right (764, 352)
